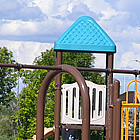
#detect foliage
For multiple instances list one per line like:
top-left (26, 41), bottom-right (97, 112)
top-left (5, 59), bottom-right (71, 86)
top-left (0, 135), bottom-right (14, 140)
top-left (77, 129), bottom-right (104, 140)
top-left (0, 47), bottom-right (17, 106)
top-left (90, 130), bottom-right (104, 140)
top-left (13, 48), bottom-right (105, 139)
top-left (0, 105), bottom-right (16, 137)
top-left (0, 47), bottom-right (17, 138)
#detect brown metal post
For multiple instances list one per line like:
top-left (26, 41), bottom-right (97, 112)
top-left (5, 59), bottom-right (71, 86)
top-left (36, 65), bottom-right (90, 140)
top-left (112, 104), bottom-right (116, 140)
top-left (113, 80), bottom-right (121, 140)
top-left (107, 53), bottom-right (114, 83)
top-left (115, 98), bottom-right (121, 140)
top-left (109, 84), bottom-right (114, 140)
top-left (36, 70), bottom-right (61, 140)
top-left (113, 80), bottom-right (120, 102)
top-left (105, 53), bottom-right (114, 140)
top-left (112, 82), bottom-right (117, 140)
top-left (54, 51), bottom-right (62, 140)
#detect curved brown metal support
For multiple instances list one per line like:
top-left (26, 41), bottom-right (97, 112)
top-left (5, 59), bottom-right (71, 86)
top-left (36, 65), bottom-right (90, 140)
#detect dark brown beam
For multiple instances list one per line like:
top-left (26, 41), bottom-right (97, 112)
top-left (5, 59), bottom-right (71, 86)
top-left (0, 63), bottom-right (62, 70)
top-left (0, 63), bottom-right (140, 75)
top-left (61, 125), bottom-right (104, 131)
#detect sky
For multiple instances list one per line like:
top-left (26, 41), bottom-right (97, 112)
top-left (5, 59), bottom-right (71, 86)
top-left (0, 0), bottom-right (140, 93)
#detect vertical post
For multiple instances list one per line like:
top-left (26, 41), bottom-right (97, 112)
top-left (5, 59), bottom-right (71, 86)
top-left (112, 99), bottom-right (116, 140)
top-left (115, 98), bottom-right (121, 140)
top-left (107, 53), bottom-right (114, 83)
top-left (139, 111), bottom-right (140, 140)
top-left (105, 53), bottom-right (114, 140)
top-left (113, 80), bottom-right (121, 140)
top-left (121, 106), bottom-right (124, 140)
top-left (109, 84), bottom-right (114, 140)
top-left (125, 108), bottom-right (129, 139)
top-left (54, 51), bottom-right (62, 140)
top-left (134, 80), bottom-right (138, 140)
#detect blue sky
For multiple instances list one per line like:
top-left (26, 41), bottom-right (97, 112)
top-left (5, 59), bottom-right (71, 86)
top-left (0, 0), bottom-right (140, 93)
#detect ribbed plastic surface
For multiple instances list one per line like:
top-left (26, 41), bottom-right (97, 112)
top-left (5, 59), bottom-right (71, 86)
top-left (54, 16), bottom-right (116, 53)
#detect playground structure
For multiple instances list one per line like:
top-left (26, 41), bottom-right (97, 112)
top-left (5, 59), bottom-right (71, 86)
top-left (0, 16), bottom-right (140, 140)
top-left (121, 80), bottom-right (140, 140)
top-left (61, 80), bottom-right (106, 125)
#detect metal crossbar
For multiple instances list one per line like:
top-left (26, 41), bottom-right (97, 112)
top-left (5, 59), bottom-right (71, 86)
top-left (0, 63), bottom-right (140, 75)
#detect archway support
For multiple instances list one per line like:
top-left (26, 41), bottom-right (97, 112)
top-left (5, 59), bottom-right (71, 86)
top-left (36, 65), bottom-right (90, 140)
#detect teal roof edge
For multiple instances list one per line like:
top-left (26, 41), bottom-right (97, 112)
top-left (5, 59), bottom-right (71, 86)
top-left (54, 16), bottom-right (116, 53)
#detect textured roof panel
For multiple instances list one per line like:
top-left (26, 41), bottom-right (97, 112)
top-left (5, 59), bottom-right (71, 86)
top-left (54, 16), bottom-right (116, 53)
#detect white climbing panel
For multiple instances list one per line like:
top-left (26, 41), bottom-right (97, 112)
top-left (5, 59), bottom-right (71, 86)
top-left (61, 80), bottom-right (106, 125)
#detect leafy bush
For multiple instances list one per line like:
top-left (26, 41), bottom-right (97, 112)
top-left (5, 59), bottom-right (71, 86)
top-left (0, 136), bottom-right (15, 140)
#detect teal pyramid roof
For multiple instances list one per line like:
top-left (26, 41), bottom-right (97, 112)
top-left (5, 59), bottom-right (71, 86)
top-left (54, 16), bottom-right (116, 53)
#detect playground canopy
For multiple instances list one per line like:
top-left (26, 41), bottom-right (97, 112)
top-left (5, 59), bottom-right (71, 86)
top-left (54, 16), bottom-right (116, 53)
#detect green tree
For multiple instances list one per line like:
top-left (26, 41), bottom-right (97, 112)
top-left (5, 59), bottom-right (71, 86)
top-left (15, 48), bottom-right (105, 139)
top-left (0, 47), bottom-right (17, 106)
top-left (0, 105), bottom-right (16, 137)
top-left (0, 47), bottom-right (17, 138)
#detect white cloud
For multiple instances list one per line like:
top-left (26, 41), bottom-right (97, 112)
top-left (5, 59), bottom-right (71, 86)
top-left (93, 53), bottom-right (106, 68)
top-left (0, 0), bottom-right (44, 21)
top-left (1, 0), bottom-right (131, 43)
top-left (120, 27), bottom-right (140, 42)
top-left (32, 0), bottom-right (120, 22)
top-left (83, 0), bottom-right (111, 14)
top-left (115, 42), bottom-right (140, 69)
top-left (0, 0), bottom-right (19, 12)
top-left (0, 40), bottom-right (53, 64)
top-left (132, 42), bottom-right (140, 51)
top-left (0, 18), bottom-right (73, 42)
top-left (0, 20), bottom-right (38, 36)
top-left (117, 0), bottom-right (140, 11)
top-left (100, 8), bottom-right (118, 20)
top-left (32, 0), bottom-right (72, 17)
top-left (32, 0), bottom-right (113, 19)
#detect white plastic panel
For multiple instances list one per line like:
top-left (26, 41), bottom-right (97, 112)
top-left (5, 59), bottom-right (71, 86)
top-left (61, 80), bottom-right (106, 125)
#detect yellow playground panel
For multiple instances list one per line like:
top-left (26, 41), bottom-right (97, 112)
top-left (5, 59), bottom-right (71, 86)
top-left (121, 80), bottom-right (140, 140)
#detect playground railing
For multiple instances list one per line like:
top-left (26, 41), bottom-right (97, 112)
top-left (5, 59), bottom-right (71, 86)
top-left (61, 80), bottom-right (106, 125)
